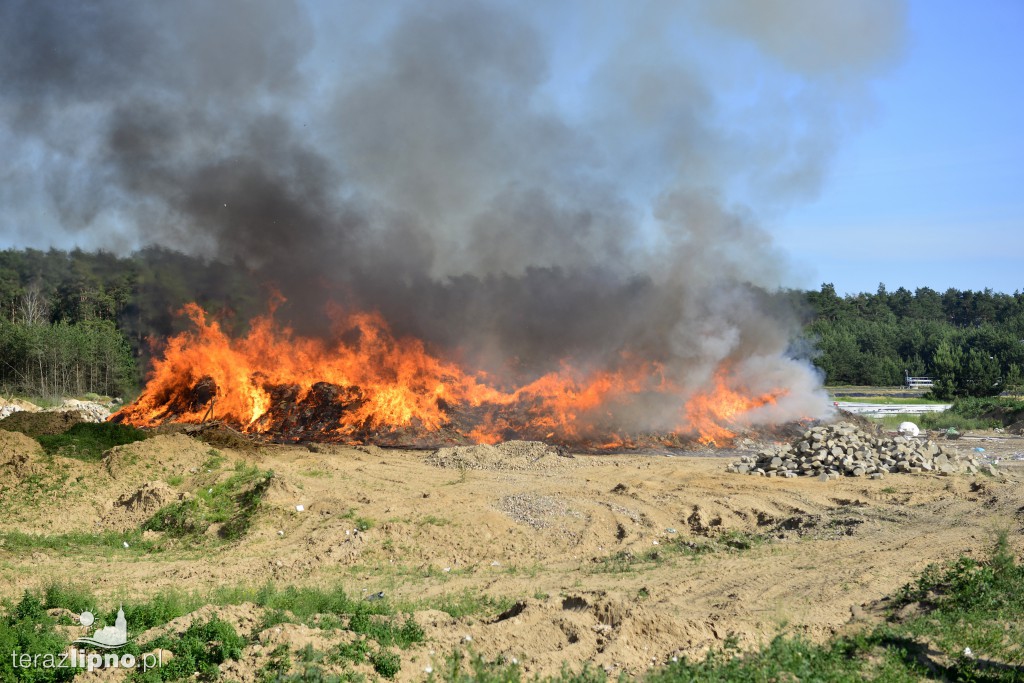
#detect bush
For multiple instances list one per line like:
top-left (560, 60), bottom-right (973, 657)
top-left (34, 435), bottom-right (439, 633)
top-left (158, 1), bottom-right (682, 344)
top-left (0, 591), bottom-right (75, 682)
top-left (139, 618), bottom-right (246, 681)
top-left (369, 649), bottom-right (401, 679)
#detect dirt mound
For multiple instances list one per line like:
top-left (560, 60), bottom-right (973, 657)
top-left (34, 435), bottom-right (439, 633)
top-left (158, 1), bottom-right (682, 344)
top-left (155, 422), bottom-right (262, 452)
top-left (414, 592), bottom-right (714, 677)
top-left (136, 603), bottom-right (265, 645)
top-left (428, 440), bottom-right (574, 471)
top-left (103, 433), bottom-right (220, 481)
top-left (0, 410), bottom-right (85, 437)
top-left (0, 429), bottom-right (46, 485)
top-left (101, 481), bottom-right (189, 531)
top-left (262, 476), bottom-right (304, 507)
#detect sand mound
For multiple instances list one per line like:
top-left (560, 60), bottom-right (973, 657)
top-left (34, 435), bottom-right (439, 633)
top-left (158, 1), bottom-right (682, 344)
top-left (136, 603), bottom-right (265, 645)
top-left (103, 433), bottom-right (219, 481)
top-left (0, 428), bottom-right (44, 458)
top-left (263, 476), bottom-right (304, 507)
top-left (0, 429), bottom-right (46, 485)
top-left (428, 440), bottom-right (574, 471)
top-left (101, 481), bottom-right (190, 532)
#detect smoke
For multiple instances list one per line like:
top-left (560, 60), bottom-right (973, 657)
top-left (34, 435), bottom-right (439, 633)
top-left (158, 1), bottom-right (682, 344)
top-left (0, 0), bottom-right (906, 430)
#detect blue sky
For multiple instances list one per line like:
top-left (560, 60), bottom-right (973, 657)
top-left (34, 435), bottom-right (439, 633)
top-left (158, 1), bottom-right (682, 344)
top-left (776, 0), bottom-right (1024, 295)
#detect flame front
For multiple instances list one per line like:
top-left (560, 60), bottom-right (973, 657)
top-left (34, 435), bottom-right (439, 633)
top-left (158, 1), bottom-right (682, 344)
top-left (114, 303), bottom-right (785, 447)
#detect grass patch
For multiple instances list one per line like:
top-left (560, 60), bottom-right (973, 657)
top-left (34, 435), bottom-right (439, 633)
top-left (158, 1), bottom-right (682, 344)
top-left (888, 529), bottom-right (1023, 673)
top-left (590, 532), bottom-right (769, 574)
top-left (417, 515), bottom-right (452, 527)
top-left (143, 462), bottom-right (272, 541)
top-left (35, 422), bottom-right (149, 461)
top-left (15, 580), bottom-right (434, 680)
top-left (938, 396), bottom-right (1024, 421)
top-left (831, 396), bottom-right (942, 405)
top-left (13, 538), bottom-right (1021, 682)
top-left (918, 412), bottom-right (1000, 431)
top-left (416, 589), bottom-right (515, 619)
top-left (369, 649), bottom-right (401, 679)
top-left (0, 529), bottom-right (156, 555)
top-left (299, 468), bottom-right (330, 478)
top-left (871, 413), bottom-right (999, 431)
top-left (340, 508), bottom-right (375, 532)
top-left (202, 449), bottom-right (226, 470)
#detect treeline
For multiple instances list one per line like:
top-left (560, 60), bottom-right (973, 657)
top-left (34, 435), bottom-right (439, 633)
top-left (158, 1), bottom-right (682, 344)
top-left (0, 318), bottom-right (135, 398)
top-left (0, 247), bottom-right (261, 398)
top-left (1, 248), bottom-right (1022, 399)
top-left (806, 284), bottom-right (1024, 397)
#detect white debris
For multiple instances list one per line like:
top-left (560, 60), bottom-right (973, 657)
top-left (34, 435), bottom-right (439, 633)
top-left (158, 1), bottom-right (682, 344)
top-left (122, 542), bottom-right (129, 548)
top-left (277, 530), bottom-right (284, 536)
top-left (898, 421), bottom-right (920, 437)
top-left (295, 504), bottom-right (304, 512)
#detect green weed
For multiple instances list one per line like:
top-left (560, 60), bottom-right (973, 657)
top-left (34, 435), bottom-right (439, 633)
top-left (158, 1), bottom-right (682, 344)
top-left (35, 422), bottom-right (149, 461)
top-left (144, 463), bottom-right (272, 541)
top-left (0, 591), bottom-right (73, 682)
top-left (0, 529), bottom-right (156, 555)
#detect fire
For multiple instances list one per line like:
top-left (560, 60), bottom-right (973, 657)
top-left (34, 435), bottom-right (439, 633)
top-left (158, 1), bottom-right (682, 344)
top-left (113, 303), bottom-right (785, 448)
top-left (686, 370), bottom-right (784, 445)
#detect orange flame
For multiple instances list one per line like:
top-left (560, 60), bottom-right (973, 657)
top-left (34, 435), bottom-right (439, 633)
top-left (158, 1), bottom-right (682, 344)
top-left (114, 303), bottom-right (785, 447)
top-left (685, 370), bottom-right (783, 445)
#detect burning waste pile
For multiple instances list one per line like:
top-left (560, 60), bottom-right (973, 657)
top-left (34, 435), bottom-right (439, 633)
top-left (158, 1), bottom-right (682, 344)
top-left (728, 421), bottom-right (1000, 480)
top-left (109, 303), bottom-right (793, 450)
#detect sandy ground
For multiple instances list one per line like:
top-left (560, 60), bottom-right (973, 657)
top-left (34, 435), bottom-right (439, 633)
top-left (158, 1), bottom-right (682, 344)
top-left (1, 428), bottom-right (1022, 680)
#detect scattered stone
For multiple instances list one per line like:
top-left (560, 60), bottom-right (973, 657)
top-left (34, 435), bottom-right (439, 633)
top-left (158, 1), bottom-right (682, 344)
top-left (429, 440), bottom-right (573, 471)
top-left (729, 422), bottom-right (978, 480)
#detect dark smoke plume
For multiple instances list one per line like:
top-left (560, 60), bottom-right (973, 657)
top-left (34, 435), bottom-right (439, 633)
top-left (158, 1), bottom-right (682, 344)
top-left (0, 0), bottom-right (906, 429)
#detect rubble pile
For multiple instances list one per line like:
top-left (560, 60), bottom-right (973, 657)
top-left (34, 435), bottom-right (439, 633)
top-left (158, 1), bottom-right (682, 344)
top-left (727, 421), bottom-right (997, 480)
top-left (56, 399), bottom-right (113, 422)
top-left (0, 397), bottom-right (113, 423)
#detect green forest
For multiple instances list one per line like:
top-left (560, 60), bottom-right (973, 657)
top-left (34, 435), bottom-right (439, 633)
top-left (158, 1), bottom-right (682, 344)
top-left (1, 248), bottom-right (1021, 400)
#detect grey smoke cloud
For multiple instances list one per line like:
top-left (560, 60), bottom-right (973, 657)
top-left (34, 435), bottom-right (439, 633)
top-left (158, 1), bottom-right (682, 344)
top-left (0, 0), bottom-right (907, 431)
